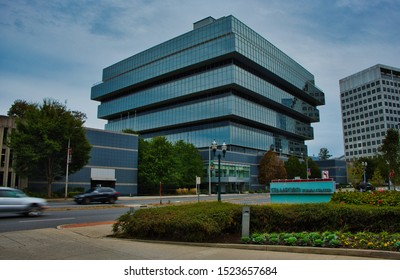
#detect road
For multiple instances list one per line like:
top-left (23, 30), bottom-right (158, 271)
top-left (0, 193), bottom-right (270, 233)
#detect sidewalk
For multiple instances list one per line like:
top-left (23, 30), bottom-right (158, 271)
top-left (1, 222), bottom-right (398, 260)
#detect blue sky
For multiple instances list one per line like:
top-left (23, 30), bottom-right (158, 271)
top-left (1, 0), bottom-right (399, 157)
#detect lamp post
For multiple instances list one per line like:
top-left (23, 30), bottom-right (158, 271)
top-left (211, 140), bottom-right (227, 202)
top-left (362, 161), bottom-right (368, 184)
top-left (64, 137), bottom-right (72, 199)
top-left (208, 145), bottom-right (212, 195)
top-left (301, 153), bottom-right (309, 179)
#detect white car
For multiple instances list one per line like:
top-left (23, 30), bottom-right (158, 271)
top-left (0, 187), bottom-right (48, 216)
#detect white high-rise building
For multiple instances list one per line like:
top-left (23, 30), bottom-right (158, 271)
top-left (340, 64), bottom-right (400, 160)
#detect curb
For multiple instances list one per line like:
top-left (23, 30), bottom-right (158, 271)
top-left (58, 222), bottom-right (400, 260)
top-left (57, 221), bottom-right (115, 229)
top-left (129, 239), bottom-right (400, 260)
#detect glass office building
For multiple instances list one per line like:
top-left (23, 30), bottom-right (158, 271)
top-left (340, 64), bottom-right (400, 160)
top-left (29, 128), bottom-right (138, 196)
top-left (91, 16), bottom-right (325, 191)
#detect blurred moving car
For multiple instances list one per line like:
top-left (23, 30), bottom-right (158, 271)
top-left (74, 187), bottom-right (120, 204)
top-left (355, 182), bottom-right (374, 192)
top-left (0, 187), bottom-right (48, 216)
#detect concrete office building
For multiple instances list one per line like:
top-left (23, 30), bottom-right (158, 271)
top-left (0, 116), bottom-right (28, 188)
top-left (340, 64), bottom-right (400, 160)
top-left (91, 15), bottom-right (325, 192)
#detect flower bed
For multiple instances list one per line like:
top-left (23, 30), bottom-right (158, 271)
top-left (244, 231), bottom-right (400, 252)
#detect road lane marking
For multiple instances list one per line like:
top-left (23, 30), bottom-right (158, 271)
top-left (19, 217), bottom-right (76, 223)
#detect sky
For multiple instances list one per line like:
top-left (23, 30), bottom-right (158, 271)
top-left (1, 0), bottom-right (399, 158)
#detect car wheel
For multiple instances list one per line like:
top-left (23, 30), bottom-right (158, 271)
top-left (25, 205), bottom-right (42, 217)
top-left (108, 197), bottom-right (116, 204)
top-left (83, 198), bottom-right (91, 204)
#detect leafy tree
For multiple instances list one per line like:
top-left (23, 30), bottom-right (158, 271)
top-left (8, 99), bottom-right (37, 118)
top-left (173, 140), bottom-right (204, 188)
top-left (379, 128), bottom-right (400, 185)
top-left (347, 161), bottom-right (364, 186)
top-left (284, 156), bottom-right (303, 179)
top-left (138, 137), bottom-right (177, 194)
top-left (371, 169), bottom-right (384, 188)
top-left (258, 150), bottom-right (287, 187)
top-left (318, 147), bottom-right (332, 160)
top-left (138, 137), bottom-right (204, 194)
top-left (8, 99), bottom-right (91, 197)
top-left (306, 157), bottom-right (321, 178)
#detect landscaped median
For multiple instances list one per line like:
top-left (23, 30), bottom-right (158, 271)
top-left (112, 194), bottom-right (400, 257)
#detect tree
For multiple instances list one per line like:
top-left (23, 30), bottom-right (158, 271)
top-left (258, 150), bottom-right (287, 187)
top-left (284, 156), bottom-right (303, 179)
top-left (138, 137), bottom-right (177, 194)
top-left (379, 128), bottom-right (400, 185)
top-left (173, 140), bottom-right (204, 188)
top-left (347, 161), bottom-right (364, 186)
top-left (138, 137), bottom-right (204, 194)
top-left (318, 147), bottom-right (332, 160)
top-left (306, 157), bottom-right (321, 178)
top-left (371, 169), bottom-right (384, 188)
top-left (8, 99), bottom-right (91, 197)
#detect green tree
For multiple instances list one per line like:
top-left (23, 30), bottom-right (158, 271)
top-left (284, 156), bottom-right (303, 179)
top-left (379, 128), bottom-right (400, 185)
top-left (306, 157), bottom-right (321, 178)
top-left (138, 136), bottom-right (177, 194)
top-left (173, 140), bottom-right (204, 188)
top-left (258, 150), bottom-right (287, 187)
top-left (8, 99), bottom-right (91, 197)
top-left (318, 147), bottom-right (332, 160)
top-left (371, 169), bottom-right (384, 188)
top-left (347, 161), bottom-right (364, 186)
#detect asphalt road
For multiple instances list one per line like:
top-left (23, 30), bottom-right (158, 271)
top-left (0, 207), bottom-right (129, 233)
top-left (0, 193), bottom-right (270, 233)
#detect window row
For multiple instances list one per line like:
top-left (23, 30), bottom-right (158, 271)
top-left (346, 148), bottom-right (378, 157)
top-left (344, 126), bottom-right (386, 137)
top-left (344, 131), bottom-right (386, 142)
top-left (340, 80), bottom-right (380, 97)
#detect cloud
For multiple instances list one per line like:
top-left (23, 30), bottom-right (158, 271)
top-left (1, 0), bottom-right (399, 157)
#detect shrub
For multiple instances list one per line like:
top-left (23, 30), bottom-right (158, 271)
top-left (113, 202), bottom-right (242, 242)
top-left (113, 201), bottom-right (400, 243)
top-left (331, 190), bottom-right (400, 207)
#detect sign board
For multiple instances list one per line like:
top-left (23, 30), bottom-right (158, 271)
top-left (270, 179), bottom-right (335, 204)
top-left (196, 176), bottom-right (201, 185)
top-left (322, 170), bottom-right (329, 179)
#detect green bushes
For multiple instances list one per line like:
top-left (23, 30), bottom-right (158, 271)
top-left (113, 202), bottom-right (242, 242)
top-left (113, 201), bottom-right (400, 244)
top-left (331, 190), bottom-right (400, 206)
top-left (250, 203), bottom-right (400, 233)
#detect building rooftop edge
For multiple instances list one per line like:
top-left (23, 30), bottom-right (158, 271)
top-left (339, 64), bottom-right (400, 83)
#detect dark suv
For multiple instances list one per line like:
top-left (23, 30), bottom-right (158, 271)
top-left (74, 187), bottom-right (120, 204)
top-left (355, 182), bottom-right (374, 192)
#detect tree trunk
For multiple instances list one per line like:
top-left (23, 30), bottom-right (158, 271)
top-left (47, 178), bottom-right (52, 198)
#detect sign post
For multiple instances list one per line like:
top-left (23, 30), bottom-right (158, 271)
top-left (196, 176), bottom-right (201, 202)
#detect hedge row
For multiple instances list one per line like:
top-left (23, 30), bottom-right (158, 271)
top-left (113, 202), bottom-right (242, 242)
top-left (249, 203), bottom-right (400, 233)
top-left (331, 191), bottom-right (400, 206)
top-left (112, 202), bottom-right (400, 242)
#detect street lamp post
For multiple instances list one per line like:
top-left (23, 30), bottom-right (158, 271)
top-left (64, 137), bottom-right (72, 199)
top-left (301, 153), bottom-right (309, 179)
top-left (208, 145), bottom-right (212, 195)
top-left (211, 140), bottom-right (227, 202)
top-left (362, 161), bottom-right (368, 184)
